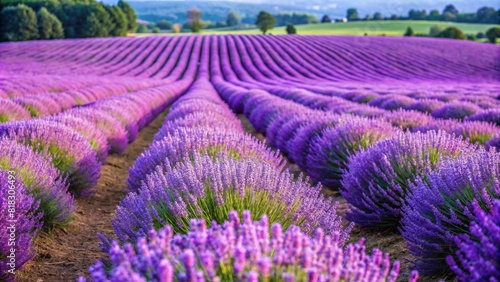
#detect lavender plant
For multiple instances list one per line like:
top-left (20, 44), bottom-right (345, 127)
top-left (114, 154), bottom-right (351, 244)
top-left (341, 130), bottom-right (476, 228)
top-left (446, 200), bottom-right (500, 282)
top-left (0, 139), bottom-right (75, 228)
top-left (85, 211), bottom-right (417, 282)
top-left (431, 102), bottom-right (481, 120)
top-left (305, 117), bottom-right (398, 188)
top-left (400, 149), bottom-right (500, 275)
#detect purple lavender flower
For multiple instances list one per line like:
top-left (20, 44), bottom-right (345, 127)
top-left (0, 139), bottom-right (75, 228)
top-left (411, 118), bottom-right (459, 133)
top-left (465, 108), bottom-right (500, 126)
top-left (450, 121), bottom-right (499, 145)
top-left (446, 200), bottom-right (500, 282)
top-left (127, 128), bottom-right (286, 192)
top-left (384, 109), bottom-right (433, 130)
top-left (0, 120), bottom-right (101, 197)
top-left (379, 95), bottom-right (416, 111)
top-left (404, 99), bottom-right (445, 114)
top-left (305, 117), bottom-right (398, 188)
top-left (0, 99), bottom-right (31, 123)
top-left (400, 148), bottom-right (500, 275)
top-left (0, 169), bottom-right (41, 280)
top-left (431, 102), bottom-right (481, 120)
top-left (85, 210), bottom-right (417, 282)
top-left (115, 154), bottom-right (351, 244)
top-left (341, 130), bottom-right (476, 228)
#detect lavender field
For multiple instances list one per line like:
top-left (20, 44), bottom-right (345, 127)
top-left (0, 35), bottom-right (499, 282)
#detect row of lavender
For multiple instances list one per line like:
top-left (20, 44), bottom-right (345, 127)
top-left (81, 72), bottom-right (419, 281)
top-left (211, 35), bottom-right (500, 147)
top-left (0, 80), bottom-right (187, 279)
top-left (212, 63), bottom-right (500, 280)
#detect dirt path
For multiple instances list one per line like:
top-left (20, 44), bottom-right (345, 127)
top-left (17, 110), bottom-right (168, 282)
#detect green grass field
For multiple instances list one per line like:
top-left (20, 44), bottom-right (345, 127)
top-left (201, 20), bottom-right (498, 36)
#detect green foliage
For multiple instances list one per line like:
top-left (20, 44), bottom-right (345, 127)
top-left (404, 26), bottom-right (414, 36)
top-left (105, 5), bottom-right (128, 36)
top-left (321, 14), bottom-right (331, 23)
top-left (37, 7), bottom-right (64, 39)
top-left (117, 0), bottom-right (137, 32)
top-left (274, 12), bottom-right (318, 26)
top-left (437, 26), bottom-right (466, 40)
top-left (155, 19), bottom-right (172, 30)
top-left (429, 24), bottom-right (445, 37)
top-left (486, 27), bottom-right (500, 43)
top-left (135, 23), bottom-right (148, 33)
top-left (0, 4), bottom-right (39, 41)
top-left (226, 11), bottom-right (239, 26)
top-left (346, 8), bottom-right (359, 21)
top-left (255, 10), bottom-right (275, 34)
top-left (146, 22), bottom-right (155, 29)
top-left (151, 27), bottom-right (160, 33)
top-left (187, 8), bottom-right (203, 32)
top-left (373, 12), bottom-right (383, 21)
top-left (286, 23), bottom-right (296, 34)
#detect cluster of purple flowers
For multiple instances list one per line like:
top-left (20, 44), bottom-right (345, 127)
top-left (341, 130), bottom-right (476, 228)
top-left (85, 210), bottom-right (418, 282)
top-left (446, 200), bottom-right (500, 282)
top-left (0, 169), bottom-right (41, 280)
top-left (400, 148), bottom-right (499, 275)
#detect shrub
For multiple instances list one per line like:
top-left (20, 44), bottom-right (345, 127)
top-left (0, 139), bottom-right (75, 229)
top-left (0, 4), bottom-right (39, 41)
top-left (404, 27), bottom-right (414, 36)
top-left (384, 109), bottom-right (433, 130)
top-left (429, 25), bottom-right (444, 37)
top-left (151, 27), bottom-right (160, 33)
top-left (0, 120), bottom-right (101, 197)
top-left (155, 20), bottom-right (172, 30)
top-left (113, 154), bottom-right (351, 243)
top-left (341, 130), bottom-right (476, 228)
top-left (401, 149), bottom-right (500, 275)
top-left (84, 210), bottom-right (417, 282)
top-left (437, 27), bottom-right (466, 40)
top-left (465, 108), bottom-right (500, 126)
top-left (286, 23), bottom-right (297, 34)
top-left (486, 27), bottom-right (500, 43)
top-left (447, 200), bottom-right (500, 282)
top-left (379, 95), bottom-right (416, 110)
top-left (405, 99), bottom-right (444, 114)
top-left (431, 101), bottom-right (480, 120)
top-left (0, 99), bottom-right (31, 122)
top-left (0, 169), bottom-right (41, 280)
top-left (450, 121), bottom-right (499, 145)
top-left (305, 117), bottom-right (398, 188)
top-left (135, 24), bottom-right (148, 33)
top-left (127, 128), bottom-right (286, 192)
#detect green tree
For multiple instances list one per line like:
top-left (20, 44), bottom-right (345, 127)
top-left (117, 0), bottom-right (136, 32)
top-left (373, 12), bottom-right (383, 21)
top-left (321, 14), bottom-right (331, 23)
top-left (442, 4), bottom-right (458, 15)
top-left (147, 22), bottom-right (155, 29)
top-left (105, 5), bottom-right (128, 36)
top-left (187, 8), bottom-right (203, 32)
top-left (486, 27), bottom-right (500, 43)
top-left (286, 23), bottom-right (296, 34)
top-left (0, 4), bottom-right (39, 41)
top-left (437, 27), bottom-right (466, 40)
top-left (226, 11), bottom-right (239, 26)
top-left (156, 20), bottom-right (172, 30)
top-left (37, 7), bottom-right (63, 39)
top-left (151, 27), bottom-right (160, 33)
top-left (476, 7), bottom-right (497, 24)
top-left (346, 8), bottom-right (359, 21)
top-left (135, 23), bottom-right (148, 33)
top-left (404, 27), bottom-right (414, 37)
top-left (428, 9), bottom-right (440, 20)
top-left (255, 11), bottom-right (275, 34)
top-left (429, 25), bottom-right (444, 37)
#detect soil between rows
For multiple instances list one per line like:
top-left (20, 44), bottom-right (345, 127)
top-left (17, 110), bottom-right (169, 282)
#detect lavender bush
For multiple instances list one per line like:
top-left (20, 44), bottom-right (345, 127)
top-left (400, 149), bottom-right (500, 275)
top-left (85, 210), bottom-right (417, 282)
top-left (446, 200), bottom-right (500, 282)
top-left (0, 169), bottom-right (41, 279)
top-left (0, 99), bottom-right (31, 123)
top-left (431, 102), bottom-right (481, 120)
top-left (305, 117), bottom-right (398, 188)
top-left (341, 130), bottom-right (476, 228)
top-left (0, 139), bottom-right (75, 228)
top-left (114, 154), bottom-right (351, 244)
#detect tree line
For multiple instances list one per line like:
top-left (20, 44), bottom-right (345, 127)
top-left (0, 0), bottom-right (137, 42)
top-left (337, 4), bottom-right (499, 24)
